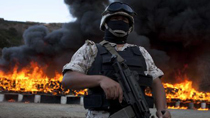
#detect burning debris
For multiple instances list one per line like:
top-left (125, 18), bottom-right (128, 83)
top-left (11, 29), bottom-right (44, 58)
top-left (0, 0), bottom-right (210, 110)
top-left (0, 61), bottom-right (66, 95)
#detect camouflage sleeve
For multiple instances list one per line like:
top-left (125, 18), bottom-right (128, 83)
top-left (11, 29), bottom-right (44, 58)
top-left (139, 47), bottom-right (164, 80)
top-left (62, 40), bottom-right (98, 74)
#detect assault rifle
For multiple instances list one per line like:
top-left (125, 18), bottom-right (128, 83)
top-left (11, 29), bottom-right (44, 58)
top-left (109, 54), bottom-right (152, 118)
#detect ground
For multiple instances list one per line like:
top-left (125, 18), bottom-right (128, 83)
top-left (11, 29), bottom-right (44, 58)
top-left (0, 102), bottom-right (210, 118)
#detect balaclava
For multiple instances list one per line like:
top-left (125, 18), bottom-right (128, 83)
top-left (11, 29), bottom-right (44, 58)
top-left (104, 17), bottom-right (130, 44)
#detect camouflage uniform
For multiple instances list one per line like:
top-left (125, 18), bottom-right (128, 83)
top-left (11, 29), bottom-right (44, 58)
top-left (62, 40), bottom-right (164, 118)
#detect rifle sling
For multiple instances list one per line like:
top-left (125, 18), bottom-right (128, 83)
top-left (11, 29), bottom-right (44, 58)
top-left (99, 40), bottom-right (124, 63)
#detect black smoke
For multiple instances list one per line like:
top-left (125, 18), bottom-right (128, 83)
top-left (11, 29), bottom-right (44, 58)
top-left (1, 0), bottom-right (210, 91)
top-left (118, 0), bottom-right (210, 91)
top-left (0, 0), bottom-right (109, 77)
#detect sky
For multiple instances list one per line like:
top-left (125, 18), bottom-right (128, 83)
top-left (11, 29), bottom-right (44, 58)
top-left (0, 0), bottom-right (74, 23)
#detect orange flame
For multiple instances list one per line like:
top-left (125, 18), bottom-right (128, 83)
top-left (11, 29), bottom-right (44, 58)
top-left (164, 80), bottom-right (210, 102)
top-left (146, 75), bottom-right (210, 102)
top-left (167, 106), bottom-right (188, 109)
top-left (0, 61), bottom-right (69, 95)
top-left (145, 73), bottom-right (210, 110)
top-left (73, 89), bottom-right (88, 96)
top-left (1, 61), bottom-right (210, 112)
top-left (197, 108), bottom-right (209, 111)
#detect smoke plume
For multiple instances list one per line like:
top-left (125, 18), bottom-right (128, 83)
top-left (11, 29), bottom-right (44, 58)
top-left (118, 0), bottom-right (210, 91)
top-left (1, 0), bottom-right (210, 91)
top-left (0, 0), bottom-right (109, 77)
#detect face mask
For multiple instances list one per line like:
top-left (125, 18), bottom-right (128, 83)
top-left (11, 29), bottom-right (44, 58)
top-left (107, 20), bottom-right (130, 35)
top-left (104, 20), bottom-right (130, 44)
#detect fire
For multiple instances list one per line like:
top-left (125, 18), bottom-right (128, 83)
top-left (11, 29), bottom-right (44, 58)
top-left (163, 74), bottom-right (210, 110)
top-left (0, 61), bottom-right (69, 95)
top-left (146, 75), bottom-right (210, 102)
top-left (167, 106), bottom-right (187, 110)
top-left (163, 80), bottom-right (210, 110)
top-left (197, 108), bottom-right (209, 111)
top-left (73, 89), bottom-right (88, 96)
top-left (1, 62), bottom-right (210, 111)
top-left (163, 67), bottom-right (210, 102)
top-left (164, 80), bottom-right (210, 102)
top-left (144, 73), bottom-right (210, 110)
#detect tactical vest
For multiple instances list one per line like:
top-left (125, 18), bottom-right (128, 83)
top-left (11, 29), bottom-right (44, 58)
top-left (84, 44), bottom-right (153, 114)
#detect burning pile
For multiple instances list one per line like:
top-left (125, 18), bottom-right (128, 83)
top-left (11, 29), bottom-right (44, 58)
top-left (0, 61), bottom-right (67, 95)
top-left (0, 62), bottom-right (209, 110)
top-left (164, 80), bottom-right (210, 110)
top-left (145, 73), bottom-right (210, 110)
top-left (164, 80), bottom-right (210, 102)
top-left (1, 0), bottom-right (210, 111)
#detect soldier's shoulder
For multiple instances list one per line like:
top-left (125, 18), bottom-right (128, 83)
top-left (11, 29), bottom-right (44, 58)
top-left (83, 40), bottom-right (98, 55)
top-left (85, 40), bottom-right (96, 45)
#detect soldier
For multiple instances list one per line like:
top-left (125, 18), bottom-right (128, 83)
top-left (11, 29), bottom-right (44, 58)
top-left (62, 2), bottom-right (171, 118)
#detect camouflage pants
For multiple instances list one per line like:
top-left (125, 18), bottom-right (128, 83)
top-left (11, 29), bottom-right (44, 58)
top-left (86, 110), bottom-right (110, 118)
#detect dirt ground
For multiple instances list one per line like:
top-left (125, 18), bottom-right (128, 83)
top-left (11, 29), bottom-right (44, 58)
top-left (0, 102), bottom-right (210, 118)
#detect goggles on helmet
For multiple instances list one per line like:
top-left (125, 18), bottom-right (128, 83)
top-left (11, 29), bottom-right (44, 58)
top-left (103, 2), bottom-right (136, 16)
